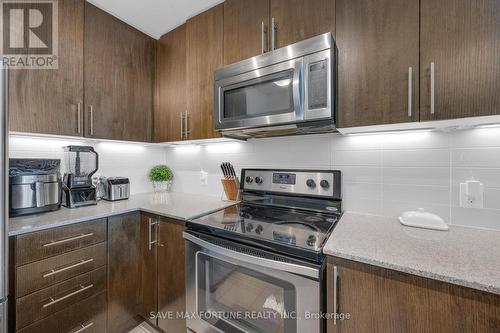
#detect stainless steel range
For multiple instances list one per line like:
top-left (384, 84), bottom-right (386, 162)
top-left (184, 169), bottom-right (342, 333)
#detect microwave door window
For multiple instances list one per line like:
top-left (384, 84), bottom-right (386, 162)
top-left (223, 71), bottom-right (294, 120)
top-left (197, 253), bottom-right (297, 333)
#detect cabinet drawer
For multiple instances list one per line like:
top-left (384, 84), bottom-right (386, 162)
top-left (16, 242), bottom-right (106, 297)
top-left (18, 291), bottom-right (107, 333)
top-left (16, 266), bottom-right (106, 329)
top-left (15, 219), bottom-right (107, 266)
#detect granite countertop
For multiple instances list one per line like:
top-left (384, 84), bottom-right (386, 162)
top-left (9, 192), bottom-right (237, 236)
top-left (323, 212), bottom-right (500, 295)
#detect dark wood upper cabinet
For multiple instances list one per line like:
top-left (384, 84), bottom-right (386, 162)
top-left (9, 0), bottom-right (84, 136)
top-left (336, 0), bottom-right (420, 128)
top-left (84, 3), bottom-right (154, 142)
top-left (186, 4), bottom-right (223, 140)
top-left (327, 257), bottom-right (500, 333)
top-left (420, 0), bottom-right (500, 121)
top-left (157, 218), bottom-right (186, 332)
top-left (223, 0), bottom-right (270, 65)
top-left (270, 0), bottom-right (335, 48)
top-left (154, 25), bottom-right (186, 143)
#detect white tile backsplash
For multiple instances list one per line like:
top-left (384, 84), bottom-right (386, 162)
top-left (166, 129), bottom-right (500, 231)
top-left (9, 136), bottom-right (166, 195)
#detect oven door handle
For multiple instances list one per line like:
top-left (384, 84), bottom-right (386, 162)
top-left (184, 232), bottom-right (319, 279)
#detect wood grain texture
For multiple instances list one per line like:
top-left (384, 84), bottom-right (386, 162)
top-left (16, 266), bottom-right (106, 330)
top-left (8, 0), bottom-right (84, 136)
top-left (186, 5), bottom-right (224, 140)
top-left (270, 0), bottom-right (335, 48)
top-left (138, 214), bottom-right (158, 326)
top-left (84, 3), bottom-right (154, 142)
top-left (420, 0), bottom-right (500, 120)
top-left (157, 218), bottom-right (186, 333)
top-left (107, 213), bottom-right (142, 333)
top-left (15, 218), bottom-right (107, 267)
top-left (154, 25), bottom-right (186, 143)
top-left (16, 242), bottom-right (106, 298)
top-left (336, 0), bottom-right (420, 127)
top-left (327, 257), bottom-right (500, 333)
top-left (18, 291), bottom-right (107, 333)
top-left (223, 0), bottom-right (270, 65)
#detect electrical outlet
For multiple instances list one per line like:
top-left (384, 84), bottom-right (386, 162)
top-left (459, 180), bottom-right (484, 208)
top-left (200, 171), bottom-right (208, 185)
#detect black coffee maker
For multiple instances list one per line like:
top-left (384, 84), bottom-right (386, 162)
top-left (62, 146), bottom-right (99, 208)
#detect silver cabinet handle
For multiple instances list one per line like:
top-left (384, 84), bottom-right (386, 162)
top-left (408, 67), bottom-right (413, 117)
top-left (261, 22), bottom-right (268, 54)
top-left (148, 218), bottom-right (158, 250)
top-left (42, 284), bottom-right (93, 308)
top-left (43, 258), bottom-right (94, 278)
top-left (89, 106), bottom-right (94, 136)
top-left (70, 322), bottom-right (94, 333)
top-left (271, 17), bottom-right (277, 51)
top-left (76, 102), bottom-right (82, 134)
top-left (333, 265), bottom-right (340, 325)
top-left (43, 232), bottom-right (94, 247)
top-left (185, 112), bottom-right (190, 138)
top-left (180, 112), bottom-right (184, 139)
top-left (430, 62), bottom-right (435, 114)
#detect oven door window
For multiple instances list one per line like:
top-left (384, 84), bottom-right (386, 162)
top-left (222, 70), bottom-right (294, 121)
top-left (197, 252), bottom-right (297, 333)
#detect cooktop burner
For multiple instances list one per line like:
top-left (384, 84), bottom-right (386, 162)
top-left (188, 169), bottom-right (342, 263)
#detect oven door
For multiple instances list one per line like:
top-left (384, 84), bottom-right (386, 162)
top-left (184, 232), bottom-right (320, 333)
top-left (215, 59), bottom-right (303, 131)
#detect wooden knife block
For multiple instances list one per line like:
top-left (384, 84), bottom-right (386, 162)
top-left (221, 178), bottom-right (241, 201)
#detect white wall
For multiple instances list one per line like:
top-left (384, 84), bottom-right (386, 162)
top-left (166, 128), bottom-right (500, 231)
top-left (9, 135), bottom-right (166, 195)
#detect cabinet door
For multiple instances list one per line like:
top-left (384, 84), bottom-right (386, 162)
top-left (326, 257), bottom-right (500, 333)
top-left (270, 0), bottom-right (335, 49)
top-left (84, 3), bottom-right (154, 142)
top-left (420, 0), bottom-right (500, 121)
top-left (336, 0), bottom-right (419, 128)
top-left (107, 213), bottom-right (142, 333)
top-left (139, 215), bottom-right (158, 325)
top-left (157, 219), bottom-right (186, 333)
top-left (9, 0), bottom-right (84, 136)
top-left (186, 5), bottom-right (223, 140)
top-left (154, 25), bottom-right (186, 143)
top-left (223, 0), bottom-right (270, 65)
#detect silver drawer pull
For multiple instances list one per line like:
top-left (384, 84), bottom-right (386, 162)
top-left (42, 284), bottom-right (94, 308)
top-left (43, 258), bottom-right (94, 278)
top-left (43, 233), bottom-right (94, 247)
top-left (69, 321), bottom-right (94, 333)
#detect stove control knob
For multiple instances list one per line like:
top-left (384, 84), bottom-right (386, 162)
top-left (255, 225), bottom-right (264, 234)
top-left (255, 176), bottom-right (264, 185)
top-left (307, 235), bottom-right (317, 247)
top-left (306, 179), bottom-right (316, 188)
top-left (245, 223), bottom-right (254, 232)
top-left (320, 180), bottom-right (330, 189)
top-left (245, 176), bottom-right (254, 184)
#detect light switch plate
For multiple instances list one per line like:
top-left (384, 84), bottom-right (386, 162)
top-left (460, 180), bottom-right (484, 208)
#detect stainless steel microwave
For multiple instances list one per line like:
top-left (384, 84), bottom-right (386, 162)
top-left (214, 33), bottom-right (336, 139)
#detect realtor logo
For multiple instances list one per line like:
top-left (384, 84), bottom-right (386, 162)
top-left (0, 0), bottom-right (58, 69)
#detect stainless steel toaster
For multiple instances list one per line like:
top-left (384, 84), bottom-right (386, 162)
top-left (103, 177), bottom-right (130, 201)
top-left (9, 174), bottom-right (62, 217)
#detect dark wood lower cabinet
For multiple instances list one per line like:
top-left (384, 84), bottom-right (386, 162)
top-left (326, 257), bottom-right (500, 333)
top-left (157, 218), bottom-right (186, 332)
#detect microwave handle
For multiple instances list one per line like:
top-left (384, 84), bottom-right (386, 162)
top-left (184, 232), bottom-right (318, 279)
top-left (292, 59), bottom-right (303, 119)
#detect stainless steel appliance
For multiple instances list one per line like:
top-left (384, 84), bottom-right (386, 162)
top-left (185, 169), bottom-right (342, 333)
top-left (9, 159), bottom-right (62, 217)
top-left (0, 65), bottom-right (9, 332)
top-left (102, 177), bottom-right (130, 201)
top-left (214, 33), bottom-right (336, 139)
top-left (62, 146), bottom-right (99, 208)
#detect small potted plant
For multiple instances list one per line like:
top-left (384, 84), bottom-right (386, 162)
top-left (149, 165), bottom-right (174, 192)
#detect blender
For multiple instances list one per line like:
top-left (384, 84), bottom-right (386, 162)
top-left (62, 146), bottom-right (99, 208)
